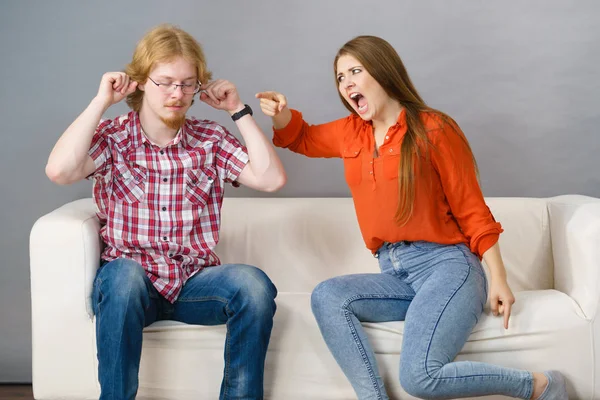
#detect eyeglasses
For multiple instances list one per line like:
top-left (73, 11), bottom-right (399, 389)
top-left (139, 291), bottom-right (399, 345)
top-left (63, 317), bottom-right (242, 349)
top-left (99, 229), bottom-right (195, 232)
top-left (147, 77), bottom-right (201, 95)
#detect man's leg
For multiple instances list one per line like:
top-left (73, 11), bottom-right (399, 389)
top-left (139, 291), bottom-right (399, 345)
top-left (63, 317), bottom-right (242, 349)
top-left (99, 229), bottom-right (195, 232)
top-left (172, 264), bottom-right (277, 400)
top-left (92, 258), bottom-right (161, 400)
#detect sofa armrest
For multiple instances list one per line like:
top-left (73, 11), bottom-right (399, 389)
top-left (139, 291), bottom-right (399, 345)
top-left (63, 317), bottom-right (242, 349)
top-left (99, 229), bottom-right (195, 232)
top-left (549, 195), bottom-right (600, 320)
top-left (29, 198), bottom-right (102, 397)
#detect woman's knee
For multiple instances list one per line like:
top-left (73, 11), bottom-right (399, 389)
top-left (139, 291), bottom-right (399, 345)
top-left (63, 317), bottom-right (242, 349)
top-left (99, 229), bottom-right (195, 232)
top-left (310, 277), bottom-right (351, 319)
top-left (399, 356), bottom-right (444, 399)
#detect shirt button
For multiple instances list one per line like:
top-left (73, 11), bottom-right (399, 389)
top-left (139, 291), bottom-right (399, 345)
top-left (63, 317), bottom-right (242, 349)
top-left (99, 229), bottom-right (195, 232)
top-left (168, 253), bottom-right (173, 258)
top-left (163, 236), bottom-right (167, 241)
top-left (369, 171), bottom-right (373, 174)
top-left (162, 206), bottom-right (167, 211)
top-left (385, 136), bottom-right (389, 140)
top-left (389, 149), bottom-right (393, 153)
top-left (160, 150), bottom-right (165, 155)
top-left (163, 178), bottom-right (167, 182)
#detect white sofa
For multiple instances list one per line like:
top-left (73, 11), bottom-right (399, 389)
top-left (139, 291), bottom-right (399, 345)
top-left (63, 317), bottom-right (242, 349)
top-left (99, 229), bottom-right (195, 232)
top-left (30, 195), bottom-right (600, 399)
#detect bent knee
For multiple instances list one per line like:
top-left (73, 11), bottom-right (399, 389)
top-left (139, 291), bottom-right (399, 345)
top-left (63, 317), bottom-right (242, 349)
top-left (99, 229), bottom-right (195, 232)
top-left (233, 265), bottom-right (277, 311)
top-left (96, 258), bottom-right (149, 302)
top-left (311, 278), bottom-right (350, 317)
top-left (400, 362), bottom-right (443, 399)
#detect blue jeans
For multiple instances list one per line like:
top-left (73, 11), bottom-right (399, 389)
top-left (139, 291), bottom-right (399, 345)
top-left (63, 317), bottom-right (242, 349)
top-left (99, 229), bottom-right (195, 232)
top-left (311, 241), bottom-right (533, 399)
top-left (92, 258), bottom-right (277, 400)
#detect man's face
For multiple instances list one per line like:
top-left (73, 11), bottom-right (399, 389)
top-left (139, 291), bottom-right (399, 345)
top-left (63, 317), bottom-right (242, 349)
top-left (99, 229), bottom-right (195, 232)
top-left (140, 56), bottom-right (199, 130)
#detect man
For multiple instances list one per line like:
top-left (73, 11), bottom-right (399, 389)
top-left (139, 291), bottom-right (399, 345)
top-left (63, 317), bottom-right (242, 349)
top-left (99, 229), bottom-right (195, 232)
top-left (45, 24), bottom-right (286, 400)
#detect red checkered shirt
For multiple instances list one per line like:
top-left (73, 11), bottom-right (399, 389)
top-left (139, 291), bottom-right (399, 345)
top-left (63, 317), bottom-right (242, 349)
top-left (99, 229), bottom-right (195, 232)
top-left (88, 111), bottom-right (249, 302)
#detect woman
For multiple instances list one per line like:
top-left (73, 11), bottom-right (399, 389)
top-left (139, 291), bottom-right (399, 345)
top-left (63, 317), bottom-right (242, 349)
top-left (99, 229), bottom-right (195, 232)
top-left (256, 36), bottom-right (567, 399)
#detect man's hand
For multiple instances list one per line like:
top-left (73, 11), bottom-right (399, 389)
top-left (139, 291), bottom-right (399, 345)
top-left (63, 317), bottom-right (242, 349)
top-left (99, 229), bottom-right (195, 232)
top-left (96, 72), bottom-right (138, 109)
top-left (256, 91), bottom-right (288, 117)
top-left (489, 277), bottom-right (515, 329)
top-left (199, 80), bottom-right (244, 114)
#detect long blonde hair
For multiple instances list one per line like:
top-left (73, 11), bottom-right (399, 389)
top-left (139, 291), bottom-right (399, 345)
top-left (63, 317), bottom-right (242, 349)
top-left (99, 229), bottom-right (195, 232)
top-left (125, 24), bottom-right (212, 111)
top-left (334, 36), bottom-right (478, 225)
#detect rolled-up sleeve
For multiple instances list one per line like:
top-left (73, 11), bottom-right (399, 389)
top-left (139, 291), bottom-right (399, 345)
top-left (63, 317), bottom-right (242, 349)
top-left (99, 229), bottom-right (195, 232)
top-left (430, 122), bottom-right (503, 257)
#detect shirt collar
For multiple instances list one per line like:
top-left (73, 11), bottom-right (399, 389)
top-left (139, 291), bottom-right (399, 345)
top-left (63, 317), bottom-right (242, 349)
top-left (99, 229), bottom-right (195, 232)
top-left (130, 111), bottom-right (189, 149)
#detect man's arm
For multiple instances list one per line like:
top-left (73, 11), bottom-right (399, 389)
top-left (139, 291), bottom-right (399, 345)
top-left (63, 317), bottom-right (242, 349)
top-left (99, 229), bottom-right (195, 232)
top-left (45, 72), bottom-right (137, 185)
top-left (200, 80), bottom-right (286, 192)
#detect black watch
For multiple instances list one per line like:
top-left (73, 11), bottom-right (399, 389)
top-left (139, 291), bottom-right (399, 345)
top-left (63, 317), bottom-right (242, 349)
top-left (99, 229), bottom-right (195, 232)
top-left (231, 104), bottom-right (253, 121)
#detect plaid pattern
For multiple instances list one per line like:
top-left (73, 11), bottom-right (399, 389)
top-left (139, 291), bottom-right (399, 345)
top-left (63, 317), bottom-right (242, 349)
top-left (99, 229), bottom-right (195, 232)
top-left (88, 111), bottom-right (248, 302)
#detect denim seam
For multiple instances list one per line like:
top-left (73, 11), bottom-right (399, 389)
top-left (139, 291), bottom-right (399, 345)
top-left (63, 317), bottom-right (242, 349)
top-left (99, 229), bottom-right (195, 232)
top-left (176, 295), bottom-right (229, 303)
top-left (456, 245), bottom-right (488, 308)
top-left (421, 264), bottom-right (470, 381)
top-left (421, 261), bottom-right (525, 387)
top-left (223, 301), bottom-right (232, 399)
top-left (94, 276), bottom-right (119, 398)
top-left (342, 294), bottom-right (413, 399)
top-left (98, 274), bottom-right (129, 398)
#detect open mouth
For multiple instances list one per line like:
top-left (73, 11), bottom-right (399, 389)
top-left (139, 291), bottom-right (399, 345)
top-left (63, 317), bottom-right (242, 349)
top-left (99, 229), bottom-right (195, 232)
top-left (349, 92), bottom-right (368, 114)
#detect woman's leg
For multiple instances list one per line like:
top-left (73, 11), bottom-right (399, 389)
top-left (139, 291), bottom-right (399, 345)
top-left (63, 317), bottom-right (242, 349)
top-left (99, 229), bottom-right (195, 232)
top-left (396, 242), bottom-right (534, 399)
top-left (311, 272), bottom-right (414, 400)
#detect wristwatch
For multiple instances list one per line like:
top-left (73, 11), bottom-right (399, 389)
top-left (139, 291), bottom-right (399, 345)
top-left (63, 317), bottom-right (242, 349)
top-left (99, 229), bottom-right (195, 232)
top-left (231, 104), bottom-right (253, 121)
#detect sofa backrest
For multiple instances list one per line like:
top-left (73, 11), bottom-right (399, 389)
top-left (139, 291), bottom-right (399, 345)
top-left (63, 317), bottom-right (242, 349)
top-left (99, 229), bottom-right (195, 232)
top-left (215, 197), bottom-right (554, 293)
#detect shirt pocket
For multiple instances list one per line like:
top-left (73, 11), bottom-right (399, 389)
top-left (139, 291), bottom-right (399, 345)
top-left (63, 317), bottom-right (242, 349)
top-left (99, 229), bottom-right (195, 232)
top-left (112, 163), bottom-right (147, 204)
top-left (342, 147), bottom-right (363, 186)
top-left (185, 167), bottom-right (218, 206)
top-left (382, 145), bottom-right (401, 180)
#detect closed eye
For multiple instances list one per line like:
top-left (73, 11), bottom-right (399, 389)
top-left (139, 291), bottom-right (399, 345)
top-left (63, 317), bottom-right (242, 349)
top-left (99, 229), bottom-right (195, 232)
top-left (157, 81), bottom-right (195, 86)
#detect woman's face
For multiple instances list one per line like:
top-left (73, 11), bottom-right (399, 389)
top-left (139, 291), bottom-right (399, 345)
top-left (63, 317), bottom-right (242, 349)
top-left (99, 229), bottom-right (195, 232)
top-left (336, 54), bottom-right (388, 121)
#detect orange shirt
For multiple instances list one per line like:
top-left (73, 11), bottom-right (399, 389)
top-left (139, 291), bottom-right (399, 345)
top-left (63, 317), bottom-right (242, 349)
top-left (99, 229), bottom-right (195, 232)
top-left (273, 109), bottom-right (503, 258)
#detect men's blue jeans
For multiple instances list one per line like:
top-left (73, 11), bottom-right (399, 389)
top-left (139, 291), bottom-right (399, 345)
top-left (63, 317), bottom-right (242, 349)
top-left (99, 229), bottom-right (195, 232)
top-left (92, 258), bottom-right (277, 400)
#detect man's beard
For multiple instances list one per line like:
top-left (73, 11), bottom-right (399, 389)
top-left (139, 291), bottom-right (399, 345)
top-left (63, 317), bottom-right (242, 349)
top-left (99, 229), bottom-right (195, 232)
top-left (160, 114), bottom-right (186, 130)
top-left (161, 101), bottom-right (187, 130)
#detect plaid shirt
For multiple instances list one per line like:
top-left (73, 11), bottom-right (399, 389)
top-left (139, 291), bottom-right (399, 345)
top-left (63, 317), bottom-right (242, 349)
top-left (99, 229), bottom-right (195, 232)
top-left (88, 111), bottom-right (248, 302)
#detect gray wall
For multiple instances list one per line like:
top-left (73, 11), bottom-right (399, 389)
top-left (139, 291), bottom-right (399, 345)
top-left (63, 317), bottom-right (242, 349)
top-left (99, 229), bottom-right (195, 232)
top-left (1, 0), bottom-right (598, 382)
